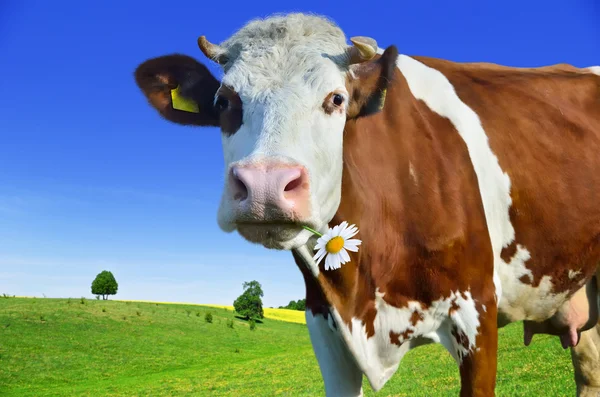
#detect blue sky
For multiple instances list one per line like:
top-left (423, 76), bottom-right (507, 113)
top-left (0, 0), bottom-right (598, 307)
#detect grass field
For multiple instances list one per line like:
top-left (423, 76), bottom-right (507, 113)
top-left (0, 297), bottom-right (576, 396)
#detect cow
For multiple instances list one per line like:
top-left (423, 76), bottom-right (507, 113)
top-left (133, 13), bottom-right (600, 397)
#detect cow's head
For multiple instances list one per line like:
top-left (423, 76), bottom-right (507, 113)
top-left (134, 14), bottom-right (397, 250)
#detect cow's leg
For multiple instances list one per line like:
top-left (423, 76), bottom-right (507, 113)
top-left (571, 322), bottom-right (600, 396)
top-left (570, 271), bottom-right (600, 397)
top-left (305, 310), bottom-right (363, 397)
top-left (454, 296), bottom-right (498, 397)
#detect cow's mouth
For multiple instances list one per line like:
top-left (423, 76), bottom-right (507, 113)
top-left (235, 221), bottom-right (308, 249)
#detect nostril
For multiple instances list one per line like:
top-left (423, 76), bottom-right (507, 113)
top-left (230, 168), bottom-right (248, 201)
top-left (284, 175), bottom-right (303, 192)
top-left (282, 168), bottom-right (307, 197)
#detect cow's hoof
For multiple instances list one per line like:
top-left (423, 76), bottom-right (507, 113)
top-left (577, 384), bottom-right (600, 397)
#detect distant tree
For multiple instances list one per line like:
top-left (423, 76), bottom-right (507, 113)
top-left (233, 280), bottom-right (264, 320)
top-left (286, 300), bottom-right (298, 310)
top-left (279, 298), bottom-right (306, 311)
top-left (91, 270), bottom-right (118, 300)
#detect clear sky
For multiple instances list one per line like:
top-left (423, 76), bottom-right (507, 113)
top-left (0, 0), bottom-right (598, 308)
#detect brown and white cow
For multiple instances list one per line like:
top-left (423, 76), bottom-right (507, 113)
top-left (134, 13), bottom-right (600, 396)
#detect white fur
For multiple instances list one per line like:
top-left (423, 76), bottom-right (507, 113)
top-left (498, 245), bottom-right (570, 322)
top-left (295, 241), bottom-right (320, 276)
top-left (587, 66), bottom-right (600, 75)
top-left (305, 311), bottom-right (364, 396)
top-left (328, 289), bottom-right (481, 391)
top-left (393, 52), bottom-right (514, 306)
top-left (213, 14), bottom-right (351, 250)
top-left (569, 269), bottom-right (582, 280)
top-left (408, 161), bottom-right (417, 184)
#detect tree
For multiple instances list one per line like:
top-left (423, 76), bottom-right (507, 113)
top-left (91, 270), bottom-right (118, 300)
top-left (279, 298), bottom-right (306, 311)
top-left (286, 300), bottom-right (298, 310)
top-left (233, 280), bottom-right (264, 320)
top-left (295, 298), bottom-right (306, 311)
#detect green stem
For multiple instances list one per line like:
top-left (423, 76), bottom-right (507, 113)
top-left (302, 225), bottom-right (323, 237)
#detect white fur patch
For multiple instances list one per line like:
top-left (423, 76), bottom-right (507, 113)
top-left (569, 269), bottom-right (582, 280)
top-left (391, 52), bottom-right (515, 305)
top-left (587, 66), bottom-right (600, 76)
top-left (305, 311), bottom-right (364, 396)
top-left (408, 161), bottom-right (418, 184)
top-left (498, 245), bottom-right (570, 322)
top-left (329, 289), bottom-right (480, 391)
top-left (295, 241), bottom-right (320, 276)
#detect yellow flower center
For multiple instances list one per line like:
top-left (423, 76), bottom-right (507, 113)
top-left (326, 236), bottom-right (345, 254)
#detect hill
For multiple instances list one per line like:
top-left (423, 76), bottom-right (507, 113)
top-left (119, 301), bottom-right (306, 325)
top-left (0, 297), bottom-right (575, 396)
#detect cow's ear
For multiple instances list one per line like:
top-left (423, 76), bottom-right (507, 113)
top-left (134, 54), bottom-right (221, 127)
top-left (346, 45), bottom-right (398, 119)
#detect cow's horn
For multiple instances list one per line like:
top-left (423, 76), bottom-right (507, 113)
top-left (197, 36), bottom-right (228, 64)
top-left (348, 36), bottom-right (378, 64)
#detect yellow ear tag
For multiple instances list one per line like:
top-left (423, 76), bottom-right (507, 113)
top-left (170, 85), bottom-right (200, 113)
top-left (379, 88), bottom-right (387, 110)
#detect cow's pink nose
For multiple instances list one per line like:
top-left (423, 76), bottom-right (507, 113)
top-left (229, 164), bottom-right (310, 216)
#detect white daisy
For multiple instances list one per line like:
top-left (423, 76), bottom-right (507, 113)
top-left (310, 221), bottom-right (362, 271)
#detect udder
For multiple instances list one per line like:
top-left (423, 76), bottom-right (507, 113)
top-left (523, 275), bottom-right (598, 348)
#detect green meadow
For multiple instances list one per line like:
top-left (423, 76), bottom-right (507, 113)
top-left (0, 297), bottom-right (575, 396)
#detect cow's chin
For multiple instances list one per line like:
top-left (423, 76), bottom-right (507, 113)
top-left (236, 223), bottom-right (310, 250)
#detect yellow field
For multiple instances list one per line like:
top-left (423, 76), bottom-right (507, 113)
top-left (117, 300), bottom-right (306, 324)
top-left (263, 307), bottom-right (306, 324)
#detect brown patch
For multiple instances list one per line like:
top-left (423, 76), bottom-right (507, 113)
top-left (215, 85), bottom-right (243, 135)
top-left (452, 327), bottom-right (471, 350)
top-left (500, 241), bottom-right (517, 263)
top-left (518, 275), bottom-right (532, 284)
top-left (449, 299), bottom-right (460, 315)
top-left (362, 303), bottom-right (377, 338)
top-left (389, 330), bottom-right (403, 346)
top-left (410, 310), bottom-right (424, 326)
top-left (389, 329), bottom-right (414, 347)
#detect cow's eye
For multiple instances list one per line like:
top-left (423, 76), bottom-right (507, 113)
top-left (215, 96), bottom-right (229, 112)
top-left (332, 94), bottom-right (344, 107)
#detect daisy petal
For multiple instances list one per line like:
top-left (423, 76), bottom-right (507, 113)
top-left (345, 238), bottom-right (362, 246)
top-left (347, 227), bottom-right (359, 238)
top-left (331, 224), bottom-right (341, 237)
top-left (330, 253), bottom-right (342, 270)
top-left (341, 227), bottom-right (359, 240)
top-left (339, 248), bottom-right (350, 263)
top-left (324, 254), bottom-right (334, 271)
top-left (344, 242), bottom-right (361, 252)
top-left (313, 248), bottom-right (327, 265)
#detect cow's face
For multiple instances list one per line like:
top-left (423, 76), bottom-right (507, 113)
top-left (135, 14), bottom-right (397, 250)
